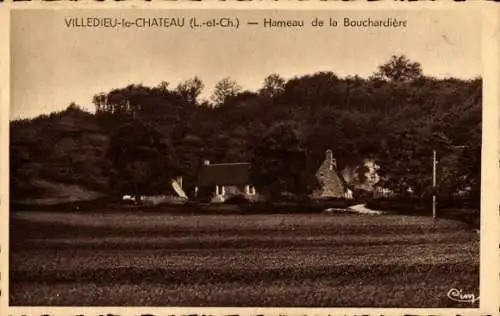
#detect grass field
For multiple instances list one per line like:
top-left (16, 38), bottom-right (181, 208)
top-left (9, 210), bottom-right (479, 307)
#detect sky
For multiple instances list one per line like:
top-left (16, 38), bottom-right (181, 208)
top-left (11, 9), bottom-right (482, 119)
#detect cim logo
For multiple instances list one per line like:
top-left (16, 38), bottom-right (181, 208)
top-left (447, 288), bottom-right (479, 304)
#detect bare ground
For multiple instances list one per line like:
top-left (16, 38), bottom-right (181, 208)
top-left (9, 211), bottom-right (479, 307)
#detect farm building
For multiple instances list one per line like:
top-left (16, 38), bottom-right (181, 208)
top-left (312, 149), bottom-right (354, 199)
top-left (195, 151), bottom-right (355, 202)
top-left (194, 160), bottom-right (257, 203)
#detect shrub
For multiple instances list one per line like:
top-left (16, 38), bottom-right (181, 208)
top-left (365, 197), bottom-right (429, 215)
top-left (353, 189), bottom-right (374, 203)
top-left (305, 198), bottom-right (357, 212)
top-left (224, 194), bottom-right (251, 205)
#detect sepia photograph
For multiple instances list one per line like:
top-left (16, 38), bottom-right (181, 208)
top-left (7, 7), bottom-right (488, 309)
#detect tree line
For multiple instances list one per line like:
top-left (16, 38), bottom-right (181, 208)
top-left (10, 55), bottom-right (481, 206)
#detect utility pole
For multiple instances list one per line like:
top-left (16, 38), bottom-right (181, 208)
top-left (432, 149), bottom-right (437, 220)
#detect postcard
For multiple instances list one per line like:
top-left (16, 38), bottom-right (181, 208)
top-left (1, 2), bottom-right (499, 316)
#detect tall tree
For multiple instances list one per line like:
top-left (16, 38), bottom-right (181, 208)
top-left (107, 121), bottom-right (179, 199)
top-left (92, 93), bottom-right (107, 114)
top-left (259, 73), bottom-right (286, 98)
top-left (211, 77), bottom-right (242, 106)
top-left (251, 123), bottom-right (312, 197)
top-left (279, 71), bottom-right (340, 109)
top-left (175, 77), bottom-right (204, 105)
top-left (376, 130), bottom-right (451, 198)
top-left (373, 55), bottom-right (423, 82)
top-left (157, 81), bottom-right (170, 92)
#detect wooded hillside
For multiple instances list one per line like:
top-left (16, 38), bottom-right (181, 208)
top-left (10, 55), bottom-right (481, 206)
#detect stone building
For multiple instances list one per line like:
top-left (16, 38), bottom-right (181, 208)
top-left (312, 149), bottom-right (353, 199)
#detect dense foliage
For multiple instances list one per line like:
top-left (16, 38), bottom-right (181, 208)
top-left (106, 121), bottom-right (180, 197)
top-left (10, 55), bottom-right (481, 206)
top-left (250, 123), bottom-right (314, 197)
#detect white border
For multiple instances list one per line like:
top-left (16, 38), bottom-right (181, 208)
top-left (1, 2), bottom-right (498, 316)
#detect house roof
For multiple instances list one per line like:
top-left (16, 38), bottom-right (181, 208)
top-left (316, 162), bottom-right (348, 191)
top-left (196, 162), bottom-right (251, 186)
top-left (313, 151), bottom-right (353, 197)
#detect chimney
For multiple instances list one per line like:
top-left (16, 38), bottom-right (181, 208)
top-left (204, 160), bottom-right (210, 166)
top-left (326, 149), bottom-right (336, 170)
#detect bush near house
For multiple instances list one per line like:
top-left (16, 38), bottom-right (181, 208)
top-left (303, 197), bottom-right (359, 212)
top-left (366, 197), bottom-right (479, 228)
top-left (223, 194), bottom-right (251, 205)
top-left (365, 197), bottom-right (429, 215)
